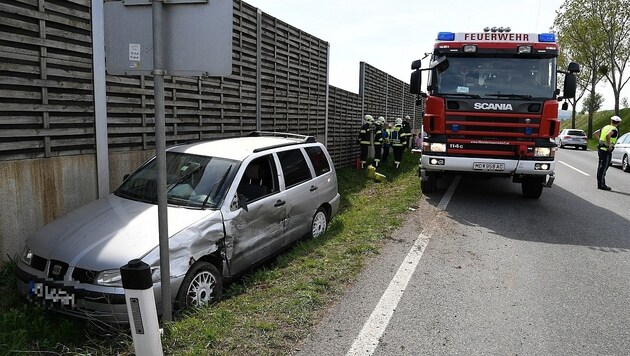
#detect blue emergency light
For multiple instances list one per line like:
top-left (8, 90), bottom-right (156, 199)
top-left (452, 124), bottom-right (460, 132)
top-left (538, 33), bottom-right (556, 42)
top-left (525, 127), bottom-right (533, 135)
top-left (437, 32), bottom-right (455, 41)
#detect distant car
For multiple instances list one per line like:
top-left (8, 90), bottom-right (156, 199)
top-left (611, 132), bottom-right (630, 172)
top-left (15, 132), bottom-right (340, 323)
top-left (556, 129), bottom-right (587, 150)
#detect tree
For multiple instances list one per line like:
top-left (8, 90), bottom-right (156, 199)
top-left (554, 0), bottom-right (608, 136)
top-left (582, 92), bottom-right (604, 116)
top-left (557, 42), bottom-right (588, 129)
top-left (588, 0), bottom-right (630, 115)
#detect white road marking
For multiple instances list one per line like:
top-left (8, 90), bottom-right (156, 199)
top-left (558, 160), bottom-right (590, 176)
top-left (346, 176), bottom-right (461, 356)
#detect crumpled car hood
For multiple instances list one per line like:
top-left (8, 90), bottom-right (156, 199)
top-left (27, 194), bottom-right (217, 271)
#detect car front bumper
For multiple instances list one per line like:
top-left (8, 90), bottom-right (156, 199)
top-left (15, 262), bottom-right (184, 324)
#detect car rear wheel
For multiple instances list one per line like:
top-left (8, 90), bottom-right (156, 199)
top-left (623, 155), bottom-right (630, 172)
top-left (309, 207), bottom-right (328, 239)
top-left (176, 261), bottom-right (222, 309)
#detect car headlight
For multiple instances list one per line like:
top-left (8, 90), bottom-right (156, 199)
top-left (534, 147), bottom-right (552, 157)
top-left (20, 246), bottom-right (33, 266)
top-left (430, 143), bottom-right (447, 153)
top-left (95, 269), bottom-right (123, 287)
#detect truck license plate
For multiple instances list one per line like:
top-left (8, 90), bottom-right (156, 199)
top-left (473, 162), bottom-right (505, 171)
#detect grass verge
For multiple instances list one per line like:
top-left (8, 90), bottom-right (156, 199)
top-left (0, 151), bottom-right (421, 355)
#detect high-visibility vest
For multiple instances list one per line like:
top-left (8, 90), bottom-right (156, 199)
top-left (391, 126), bottom-right (403, 146)
top-left (598, 124), bottom-right (619, 151)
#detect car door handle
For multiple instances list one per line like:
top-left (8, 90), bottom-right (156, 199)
top-left (274, 200), bottom-right (286, 207)
top-left (310, 185), bottom-right (318, 192)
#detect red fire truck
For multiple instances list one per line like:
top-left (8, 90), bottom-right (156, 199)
top-left (410, 28), bottom-right (580, 199)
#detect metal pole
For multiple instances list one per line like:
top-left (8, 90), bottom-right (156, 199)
top-left (256, 9), bottom-right (262, 131)
top-left (152, 0), bottom-right (171, 322)
top-left (91, 0), bottom-right (109, 198)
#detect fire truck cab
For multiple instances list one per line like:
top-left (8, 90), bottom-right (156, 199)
top-left (410, 28), bottom-right (580, 199)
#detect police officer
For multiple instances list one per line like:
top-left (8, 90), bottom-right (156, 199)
top-left (595, 115), bottom-right (622, 190)
top-left (391, 117), bottom-right (404, 168)
top-left (373, 116), bottom-right (384, 167)
top-left (358, 114), bottom-right (374, 168)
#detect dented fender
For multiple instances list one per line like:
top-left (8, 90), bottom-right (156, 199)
top-left (143, 210), bottom-right (226, 279)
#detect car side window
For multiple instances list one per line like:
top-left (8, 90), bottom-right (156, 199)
top-left (305, 146), bottom-right (331, 177)
top-left (236, 154), bottom-right (278, 202)
top-left (277, 149), bottom-right (312, 188)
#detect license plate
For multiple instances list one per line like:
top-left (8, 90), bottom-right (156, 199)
top-left (28, 281), bottom-right (76, 308)
top-left (473, 162), bottom-right (505, 171)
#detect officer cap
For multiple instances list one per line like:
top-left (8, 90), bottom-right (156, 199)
top-left (611, 115), bottom-right (622, 122)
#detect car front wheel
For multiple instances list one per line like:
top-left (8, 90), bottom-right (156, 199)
top-left (176, 261), bottom-right (222, 310)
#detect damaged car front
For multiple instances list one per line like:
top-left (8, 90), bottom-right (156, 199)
top-left (15, 151), bottom-right (237, 323)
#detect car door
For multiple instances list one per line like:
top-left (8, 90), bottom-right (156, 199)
top-left (222, 154), bottom-right (287, 276)
top-left (612, 133), bottom-right (629, 165)
top-left (276, 147), bottom-right (315, 245)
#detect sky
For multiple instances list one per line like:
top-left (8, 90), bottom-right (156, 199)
top-left (244, 0), bottom-right (616, 111)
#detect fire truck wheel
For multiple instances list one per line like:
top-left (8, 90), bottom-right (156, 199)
top-left (421, 174), bottom-right (437, 193)
top-left (522, 176), bottom-right (544, 199)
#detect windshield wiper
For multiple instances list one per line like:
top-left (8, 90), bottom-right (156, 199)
top-left (441, 93), bottom-right (481, 98)
top-left (203, 165), bottom-right (233, 208)
top-left (485, 93), bottom-right (533, 100)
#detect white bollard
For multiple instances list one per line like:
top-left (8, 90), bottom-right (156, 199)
top-left (120, 259), bottom-right (164, 356)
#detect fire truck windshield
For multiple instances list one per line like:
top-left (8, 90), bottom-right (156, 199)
top-left (434, 57), bottom-right (557, 99)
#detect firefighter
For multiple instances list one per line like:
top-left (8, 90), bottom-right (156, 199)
top-left (594, 115), bottom-right (622, 190)
top-left (402, 115), bottom-right (413, 149)
top-left (358, 114), bottom-right (374, 168)
top-left (382, 120), bottom-right (391, 163)
top-left (391, 117), bottom-right (404, 168)
top-left (373, 116), bottom-right (384, 167)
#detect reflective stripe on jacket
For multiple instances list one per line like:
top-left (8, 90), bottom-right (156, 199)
top-left (390, 125), bottom-right (403, 146)
top-left (359, 123), bottom-right (372, 145)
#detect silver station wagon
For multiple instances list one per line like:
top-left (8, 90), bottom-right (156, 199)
top-left (15, 132), bottom-right (340, 323)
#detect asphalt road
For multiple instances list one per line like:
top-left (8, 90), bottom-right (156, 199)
top-left (295, 148), bottom-right (630, 356)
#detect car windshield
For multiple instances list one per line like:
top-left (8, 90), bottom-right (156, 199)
top-left (115, 152), bottom-right (238, 209)
top-left (434, 56), bottom-right (556, 99)
top-left (567, 130), bottom-right (585, 136)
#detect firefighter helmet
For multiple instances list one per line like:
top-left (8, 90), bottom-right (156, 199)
top-left (395, 117), bottom-right (402, 125)
top-left (364, 114), bottom-right (374, 124)
top-left (611, 115), bottom-right (622, 122)
top-left (378, 116), bottom-right (385, 125)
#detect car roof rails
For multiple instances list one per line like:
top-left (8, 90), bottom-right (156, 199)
top-left (247, 131), bottom-right (316, 143)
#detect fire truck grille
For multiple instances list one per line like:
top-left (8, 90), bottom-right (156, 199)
top-left (445, 114), bottom-right (542, 158)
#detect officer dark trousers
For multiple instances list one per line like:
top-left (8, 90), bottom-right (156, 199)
top-left (596, 148), bottom-right (612, 188)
